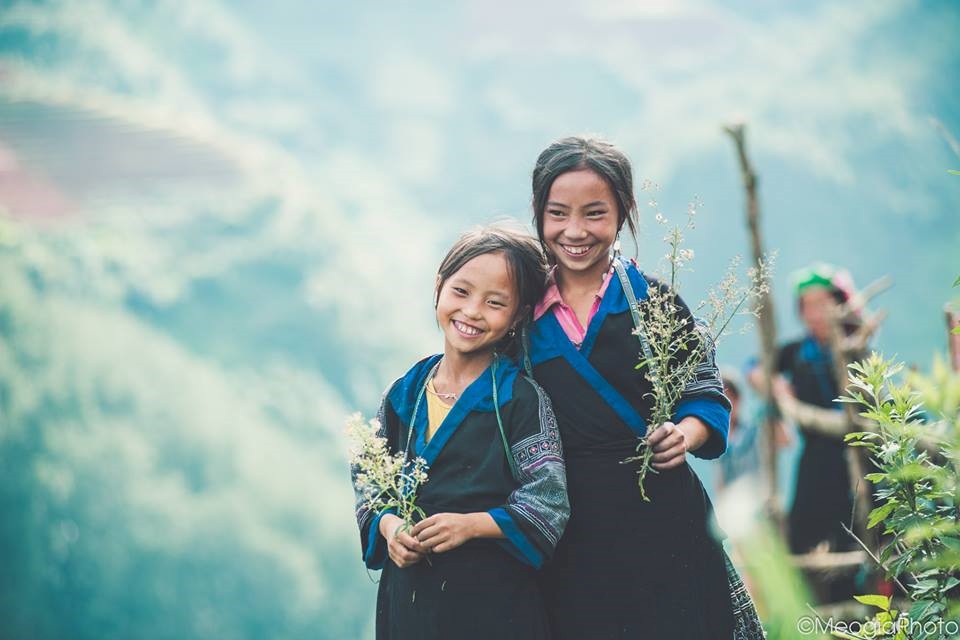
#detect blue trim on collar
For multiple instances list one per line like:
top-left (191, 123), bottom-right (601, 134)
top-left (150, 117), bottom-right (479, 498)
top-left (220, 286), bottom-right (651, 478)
top-left (387, 354), bottom-right (443, 428)
top-left (799, 335), bottom-right (830, 362)
top-left (528, 258), bottom-right (649, 366)
top-left (528, 315), bottom-right (562, 366)
top-left (387, 354), bottom-right (520, 467)
top-left (525, 258), bottom-right (652, 437)
top-left (538, 312), bottom-right (647, 437)
top-left (798, 335), bottom-right (838, 407)
top-left (474, 359), bottom-right (519, 412)
top-left (580, 257), bottom-right (649, 357)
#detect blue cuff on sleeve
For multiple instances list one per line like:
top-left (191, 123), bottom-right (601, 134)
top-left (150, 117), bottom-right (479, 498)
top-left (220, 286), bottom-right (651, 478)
top-left (673, 397), bottom-right (730, 459)
top-left (364, 508), bottom-right (396, 570)
top-left (489, 507), bottom-right (544, 569)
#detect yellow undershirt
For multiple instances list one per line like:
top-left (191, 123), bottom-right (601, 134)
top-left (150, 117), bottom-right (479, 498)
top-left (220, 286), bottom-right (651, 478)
top-left (425, 378), bottom-right (453, 442)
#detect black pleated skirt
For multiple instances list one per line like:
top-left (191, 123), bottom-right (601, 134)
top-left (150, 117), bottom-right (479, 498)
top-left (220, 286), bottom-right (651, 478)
top-left (788, 433), bottom-right (854, 554)
top-left (539, 442), bottom-right (734, 639)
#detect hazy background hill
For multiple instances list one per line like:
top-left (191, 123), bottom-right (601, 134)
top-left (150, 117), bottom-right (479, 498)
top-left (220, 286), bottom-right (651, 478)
top-left (0, 1), bottom-right (957, 638)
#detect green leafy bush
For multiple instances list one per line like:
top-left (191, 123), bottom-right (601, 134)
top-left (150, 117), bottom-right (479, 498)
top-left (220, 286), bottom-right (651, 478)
top-left (837, 354), bottom-right (960, 638)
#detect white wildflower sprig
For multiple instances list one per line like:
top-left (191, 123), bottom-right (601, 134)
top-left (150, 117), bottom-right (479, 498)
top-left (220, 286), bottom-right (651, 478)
top-left (347, 412), bottom-right (429, 533)
top-left (623, 198), bottom-right (775, 501)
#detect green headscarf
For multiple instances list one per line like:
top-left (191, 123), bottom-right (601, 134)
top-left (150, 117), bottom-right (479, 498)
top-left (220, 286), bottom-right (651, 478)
top-left (792, 262), bottom-right (854, 301)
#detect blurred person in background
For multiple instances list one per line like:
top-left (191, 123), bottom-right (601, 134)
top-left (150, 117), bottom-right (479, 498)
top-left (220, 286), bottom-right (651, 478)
top-left (748, 263), bottom-right (860, 601)
top-left (716, 369), bottom-right (761, 491)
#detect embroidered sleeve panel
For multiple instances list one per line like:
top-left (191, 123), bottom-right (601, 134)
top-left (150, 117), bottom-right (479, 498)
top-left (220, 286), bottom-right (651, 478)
top-left (637, 279), bottom-right (724, 401)
top-left (645, 287), bottom-right (730, 457)
top-left (502, 377), bottom-right (570, 557)
top-left (673, 318), bottom-right (732, 458)
top-left (679, 318), bottom-right (728, 403)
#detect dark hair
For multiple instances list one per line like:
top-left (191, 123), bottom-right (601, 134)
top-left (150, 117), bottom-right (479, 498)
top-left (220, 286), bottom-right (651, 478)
top-left (531, 135), bottom-right (638, 252)
top-left (435, 223), bottom-right (548, 357)
top-left (722, 376), bottom-right (741, 400)
top-left (796, 287), bottom-right (849, 311)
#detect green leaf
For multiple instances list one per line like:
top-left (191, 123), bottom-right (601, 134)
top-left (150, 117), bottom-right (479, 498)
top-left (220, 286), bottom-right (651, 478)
top-left (949, 169), bottom-right (960, 175)
top-left (889, 462), bottom-right (934, 482)
top-left (854, 594), bottom-right (891, 611)
top-left (890, 550), bottom-right (916, 577)
top-left (943, 536), bottom-right (960, 553)
top-left (913, 578), bottom-right (940, 596)
top-left (868, 503), bottom-right (896, 529)
top-left (954, 274), bottom-right (960, 287)
top-left (909, 598), bottom-right (944, 621)
top-left (952, 325), bottom-right (960, 335)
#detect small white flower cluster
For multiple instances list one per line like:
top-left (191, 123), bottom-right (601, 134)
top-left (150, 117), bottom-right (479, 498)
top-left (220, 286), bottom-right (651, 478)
top-left (642, 180), bottom-right (669, 226)
top-left (347, 412), bottom-right (429, 524)
top-left (700, 253), bottom-right (775, 337)
top-left (879, 440), bottom-right (900, 461)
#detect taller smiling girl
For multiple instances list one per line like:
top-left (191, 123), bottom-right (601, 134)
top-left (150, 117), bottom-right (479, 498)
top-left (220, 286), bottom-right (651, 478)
top-left (526, 137), bottom-right (736, 638)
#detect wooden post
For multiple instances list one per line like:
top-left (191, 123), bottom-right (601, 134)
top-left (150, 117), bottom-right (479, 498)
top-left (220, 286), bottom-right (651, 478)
top-left (723, 123), bottom-right (781, 528)
top-left (825, 277), bottom-right (890, 547)
top-left (826, 308), bottom-right (872, 546)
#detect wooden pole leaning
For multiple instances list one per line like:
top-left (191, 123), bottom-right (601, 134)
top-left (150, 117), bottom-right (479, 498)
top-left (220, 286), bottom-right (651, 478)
top-left (723, 122), bottom-right (782, 532)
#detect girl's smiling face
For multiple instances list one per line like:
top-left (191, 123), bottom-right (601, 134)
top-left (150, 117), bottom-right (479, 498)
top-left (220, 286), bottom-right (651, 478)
top-left (435, 251), bottom-right (519, 358)
top-left (542, 169), bottom-right (619, 280)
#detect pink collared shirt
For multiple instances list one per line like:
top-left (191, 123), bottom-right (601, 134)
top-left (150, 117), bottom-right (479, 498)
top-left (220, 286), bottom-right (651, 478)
top-left (533, 265), bottom-right (617, 348)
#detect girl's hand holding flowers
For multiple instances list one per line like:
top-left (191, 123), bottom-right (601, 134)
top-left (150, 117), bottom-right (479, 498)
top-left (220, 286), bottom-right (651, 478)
top-left (412, 512), bottom-right (498, 554)
top-left (648, 418), bottom-right (711, 470)
top-left (380, 513), bottom-right (426, 568)
top-left (647, 421), bottom-right (687, 470)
